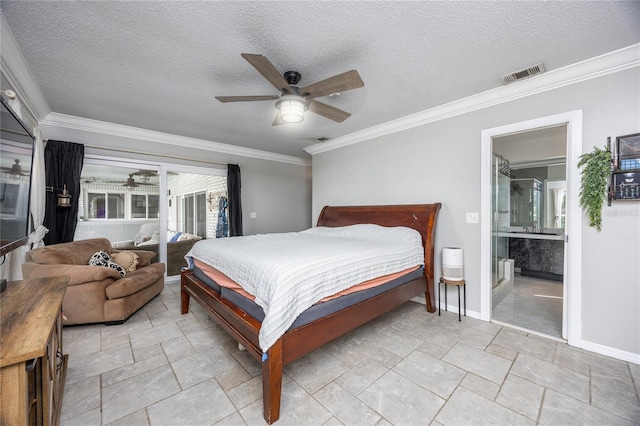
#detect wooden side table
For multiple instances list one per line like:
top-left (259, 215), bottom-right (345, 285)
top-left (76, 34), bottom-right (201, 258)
top-left (1, 275), bottom-right (69, 426)
top-left (438, 277), bottom-right (466, 321)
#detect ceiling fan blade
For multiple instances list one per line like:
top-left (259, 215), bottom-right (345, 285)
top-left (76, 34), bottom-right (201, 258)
top-left (215, 95), bottom-right (280, 103)
top-left (241, 53), bottom-right (293, 94)
top-left (299, 70), bottom-right (364, 99)
top-left (272, 113), bottom-right (286, 126)
top-left (132, 169), bottom-right (157, 177)
top-left (308, 99), bottom-right (351, 123)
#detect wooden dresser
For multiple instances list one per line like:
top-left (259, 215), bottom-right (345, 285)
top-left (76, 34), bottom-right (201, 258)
top-left (0, 276), bottom-right (69, 426)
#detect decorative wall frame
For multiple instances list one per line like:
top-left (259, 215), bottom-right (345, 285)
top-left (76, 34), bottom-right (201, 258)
top-left (614, 132), bottom-right (640, 171)
top-left (612, 171), bottom-right (640, 200)
top-left (611, 133), bottom-right (640, 201)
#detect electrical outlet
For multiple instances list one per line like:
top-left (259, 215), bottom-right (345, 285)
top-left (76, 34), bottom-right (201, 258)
top-left (466, 212), bottom-right (479, 223)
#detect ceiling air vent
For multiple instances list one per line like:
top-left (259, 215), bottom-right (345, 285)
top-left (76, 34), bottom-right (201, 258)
top-left (500, 62), bottom-right (546, 84)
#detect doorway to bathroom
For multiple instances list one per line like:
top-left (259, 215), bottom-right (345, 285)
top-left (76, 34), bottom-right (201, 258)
top-left (480, 111), bottom-right (583, 346)
top-left (492, 128), bottom-right (566, 338)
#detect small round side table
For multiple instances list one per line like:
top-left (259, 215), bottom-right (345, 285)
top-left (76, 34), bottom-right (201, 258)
top-left (438, 277), bottom-right (466, 321)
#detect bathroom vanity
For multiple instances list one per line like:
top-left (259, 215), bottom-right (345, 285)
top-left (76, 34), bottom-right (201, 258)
top-left (501, 231), bottom-right (564, 281)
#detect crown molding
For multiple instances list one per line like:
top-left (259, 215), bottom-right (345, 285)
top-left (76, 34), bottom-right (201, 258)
top-left (305, 43), bottom-right (640, 156)
top-left (0, 13), bottom-right (51, 122)
top-left (41, 112), bottom-right (311, 167)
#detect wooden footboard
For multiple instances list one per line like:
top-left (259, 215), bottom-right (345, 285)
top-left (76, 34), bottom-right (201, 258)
top-left (181, 270), bottom-right (427, 423)
top-left (181, 203), bottom-right (441, 424)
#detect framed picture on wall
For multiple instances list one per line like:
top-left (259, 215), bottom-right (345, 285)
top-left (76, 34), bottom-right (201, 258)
top-left (612, 171), bottom-right (640, 200)
top-left (615, 133), bottom-right (640, 171)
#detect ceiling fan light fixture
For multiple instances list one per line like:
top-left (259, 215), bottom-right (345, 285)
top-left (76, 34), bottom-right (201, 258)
top-left (276, 95), bottom-right (308, 123)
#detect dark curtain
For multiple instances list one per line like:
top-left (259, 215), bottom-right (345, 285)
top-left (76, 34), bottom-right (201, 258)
top-left (227, 164), bottom-right (243, 237)
top-left (43, 140), bottom-right (84, 245)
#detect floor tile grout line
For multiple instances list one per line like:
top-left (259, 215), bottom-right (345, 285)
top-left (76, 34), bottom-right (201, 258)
top-left (629, 363), bottom-right (640, 406)
top-left (100, 373), bottom-right (104, 426)
top-left (537, 387), bottom-right (547, 424)
top-left (588, 364), bottom-right (593, 405)
top-left (493, 349), bottom-right (517, 403)
top-left (485, 350), bottom-right (546, 422)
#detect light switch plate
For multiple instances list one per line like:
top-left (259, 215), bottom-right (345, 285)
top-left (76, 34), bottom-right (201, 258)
top-left (466, 212), bottom-right (479, 223)
top-left (250, 212), bottom-right (257, 219)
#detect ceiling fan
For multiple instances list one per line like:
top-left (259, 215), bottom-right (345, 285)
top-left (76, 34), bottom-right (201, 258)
top-left (1, 159), bottom-right (28, 177)
top-left (216, 53), bottom-right (364, 125)
top-left (123, 173), bottom-right (155, 188)
top-left (130, 169), bottom-right (157, 183)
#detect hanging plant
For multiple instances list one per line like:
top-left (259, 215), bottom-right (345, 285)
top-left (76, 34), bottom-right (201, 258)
top-left (577, 144), bottom-right (612, 231)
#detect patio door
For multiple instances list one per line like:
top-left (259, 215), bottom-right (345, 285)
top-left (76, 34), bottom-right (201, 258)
top-left (166, 169), bottom-right (227, 277)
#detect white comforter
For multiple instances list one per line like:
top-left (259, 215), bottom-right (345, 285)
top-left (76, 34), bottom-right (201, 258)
top-left (186, 224), bottom-right (424, 352)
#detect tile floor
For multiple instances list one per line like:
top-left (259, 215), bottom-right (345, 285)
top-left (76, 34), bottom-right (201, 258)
top-left (60, 281), bottom-right (640, 426)
top-left (492, 274), bottom-right (563, 338)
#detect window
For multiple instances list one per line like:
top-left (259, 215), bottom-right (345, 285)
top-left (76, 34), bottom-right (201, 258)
top-left (131, 194), bottom-right (159, 219)
top-left (0, 182), bottom-right (21, 215)
top-left (87, 192), bottom-right (125, 219)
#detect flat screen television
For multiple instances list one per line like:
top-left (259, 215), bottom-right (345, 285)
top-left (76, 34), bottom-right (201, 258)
top-left (0, 95), bottom-right (34, 258)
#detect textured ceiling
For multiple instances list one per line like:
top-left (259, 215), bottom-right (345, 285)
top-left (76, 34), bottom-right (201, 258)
top-left (1, 1), bottom-right (639, 159)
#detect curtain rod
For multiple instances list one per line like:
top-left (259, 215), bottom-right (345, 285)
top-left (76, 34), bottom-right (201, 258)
top-left (80, 143), bottom-right (233, 167)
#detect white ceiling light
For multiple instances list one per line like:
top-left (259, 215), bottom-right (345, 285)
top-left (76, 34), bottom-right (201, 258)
top-left (276, 94), bottom-right (309, 124)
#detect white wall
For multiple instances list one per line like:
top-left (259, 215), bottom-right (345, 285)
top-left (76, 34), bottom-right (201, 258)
top-left (312, 68), bottom-right (640, 360)
top-left (241, 159), bottom-right (312, 235)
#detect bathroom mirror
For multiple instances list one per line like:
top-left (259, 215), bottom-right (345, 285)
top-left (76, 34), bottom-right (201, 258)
top-left (509, 162), bottom-right (566, 232)
top-left (510, 178), bottom-right (542, 227)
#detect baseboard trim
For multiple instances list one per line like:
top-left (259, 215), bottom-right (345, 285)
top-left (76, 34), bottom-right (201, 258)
top-left (581, 340), bottom-right (640, 365)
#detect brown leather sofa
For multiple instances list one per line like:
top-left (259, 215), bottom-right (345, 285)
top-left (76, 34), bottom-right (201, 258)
top-left (22, 238), bottom-right (165, 325)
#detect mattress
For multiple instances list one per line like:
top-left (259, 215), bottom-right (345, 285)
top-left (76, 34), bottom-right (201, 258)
top-left (192, 264), bottom-right (425, 330)
top-left (186, 224), bottom-right (424, 351)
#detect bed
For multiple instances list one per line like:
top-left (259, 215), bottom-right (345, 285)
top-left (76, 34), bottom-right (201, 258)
top-left (180, 203), bottom-right (441, 423)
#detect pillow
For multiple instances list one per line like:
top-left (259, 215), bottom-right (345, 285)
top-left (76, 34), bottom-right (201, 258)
top-left (88, 250), bottom-right (126, 277)
top-left (132, 250), bottom-right (155, 267)
top-left (169, 232), bottom-right (182, 242)
top-left (88, 250), bottom-right (110, 265)
top-left (112, 250), bottom-right (139, 272)
top-left (134, 223), bottom-right (159, 244)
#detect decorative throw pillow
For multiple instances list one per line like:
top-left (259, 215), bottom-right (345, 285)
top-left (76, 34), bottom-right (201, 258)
top-left (169, 232), bottom-right (182, 242)
top-left (112, 250), bottom-right (139, 272)
top-left (88, 250), bottom-right (111, 266)
top-left (178, 233), bottom-right (192, 241)
top-left (88, 250), bottom-right (126, 277)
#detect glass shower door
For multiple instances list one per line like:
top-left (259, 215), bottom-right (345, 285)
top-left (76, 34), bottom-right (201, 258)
top-left (492, 155), bottom-right (510, 287)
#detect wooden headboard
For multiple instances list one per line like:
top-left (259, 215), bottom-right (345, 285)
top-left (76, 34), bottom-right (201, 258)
top-left (317, 203), bottom-right (442, 298)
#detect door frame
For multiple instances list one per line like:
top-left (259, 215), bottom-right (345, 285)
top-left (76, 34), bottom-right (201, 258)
top-left (480, 110), bottom-right (583, 347)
